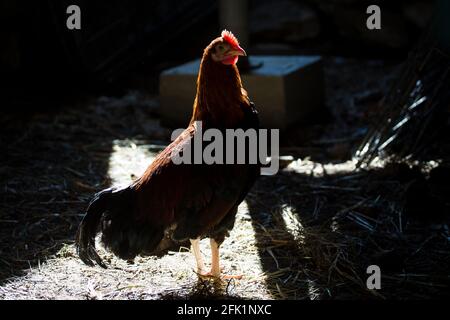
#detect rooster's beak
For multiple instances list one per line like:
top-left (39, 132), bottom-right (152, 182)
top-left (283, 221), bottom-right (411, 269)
top-left (229, 45), bottom-right (247, 57)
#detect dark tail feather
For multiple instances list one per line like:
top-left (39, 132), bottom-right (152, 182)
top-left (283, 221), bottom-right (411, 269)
top-left (76, 185), bottom-right (165, 266)
top-left (75, 186), bottom-right (130, 268)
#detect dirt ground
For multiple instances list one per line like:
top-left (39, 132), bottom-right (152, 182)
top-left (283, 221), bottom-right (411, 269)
top-left (1, 58), bottom-right (449, 300)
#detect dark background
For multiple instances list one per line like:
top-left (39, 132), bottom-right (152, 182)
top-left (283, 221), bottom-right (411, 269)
top-left (0, 0), bottom-right (436, 110)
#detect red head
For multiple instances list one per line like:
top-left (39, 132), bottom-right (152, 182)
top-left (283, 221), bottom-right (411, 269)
top-left (209, 30), bottom-right (247, 65)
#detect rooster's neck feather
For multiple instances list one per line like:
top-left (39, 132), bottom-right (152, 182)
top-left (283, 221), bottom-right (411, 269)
top-left (190, 51), bottom-right (248, 127)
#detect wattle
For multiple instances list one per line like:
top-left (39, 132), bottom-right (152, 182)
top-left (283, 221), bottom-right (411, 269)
top-left (222, 56), bottom-right (239, 65)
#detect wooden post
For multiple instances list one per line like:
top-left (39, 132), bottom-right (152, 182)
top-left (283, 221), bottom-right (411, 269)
top-left (219, 0), bottom-right (251, 70)
top-left (219, 0), bottom-right (249, 48)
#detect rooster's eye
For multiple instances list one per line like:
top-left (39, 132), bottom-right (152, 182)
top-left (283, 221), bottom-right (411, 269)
top-left (217, 45), bottom-right (225, 52)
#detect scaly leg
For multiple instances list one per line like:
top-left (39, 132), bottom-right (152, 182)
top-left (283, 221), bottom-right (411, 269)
top-left (191, 238), bottom-right (242, 279)
top-left (209, 238), bottom-right (242, 280)
top-left (210, 238), bottom-right (221, 277)
top-left (190, 238), bottom-right (206, 275)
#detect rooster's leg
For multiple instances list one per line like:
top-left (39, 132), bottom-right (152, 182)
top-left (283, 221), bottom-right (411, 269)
top-left (210, 238), bottom-right (221, 277)
top-left (190, 238), bottom-right (206, 275)
top-left (209, 238), bottom-right (242, 280)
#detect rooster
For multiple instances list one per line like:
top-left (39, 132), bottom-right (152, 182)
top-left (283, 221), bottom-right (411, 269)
top-left (76, 30), bottom-right (259, 279)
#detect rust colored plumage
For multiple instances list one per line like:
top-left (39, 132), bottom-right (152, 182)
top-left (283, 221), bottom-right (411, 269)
top-left (76, 31), bottom-right (259, 273)
top-left (191, 35), bottom-right (249, 127)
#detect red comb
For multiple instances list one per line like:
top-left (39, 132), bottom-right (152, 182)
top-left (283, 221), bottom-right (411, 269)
top-left (221, 29), bottom-right (239, 48)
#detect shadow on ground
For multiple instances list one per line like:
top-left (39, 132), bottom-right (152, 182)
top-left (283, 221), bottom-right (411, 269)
top-left (245, 160), bottom-right (450, 299)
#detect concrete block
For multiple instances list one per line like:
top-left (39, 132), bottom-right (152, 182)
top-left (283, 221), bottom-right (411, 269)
top-left (160, 55), bottom-right (324, 129)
